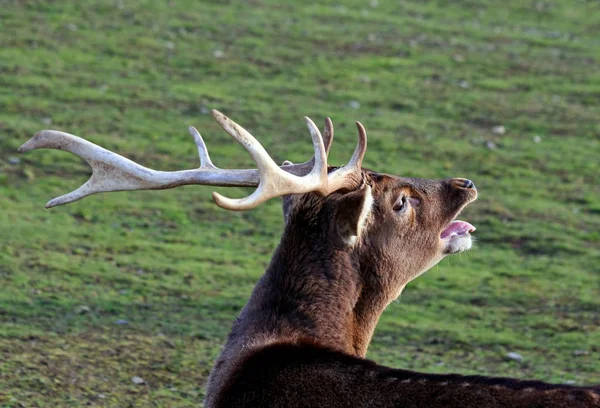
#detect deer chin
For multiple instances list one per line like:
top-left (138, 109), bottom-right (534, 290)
top-left (441, 220), bottom-right (476, 255)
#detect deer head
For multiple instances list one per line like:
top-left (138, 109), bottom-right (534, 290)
top-left (273, 169), bottom-right (476, 357)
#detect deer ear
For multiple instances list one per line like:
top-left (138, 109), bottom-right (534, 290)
top-left (336, 185), bottom-right (373, 247)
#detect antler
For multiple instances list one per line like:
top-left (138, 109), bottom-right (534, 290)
top-left (18, 110), bottom-right (367, 211)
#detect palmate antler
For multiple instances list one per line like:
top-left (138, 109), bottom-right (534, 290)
top-left (18, 110), bottom-right (367, 210)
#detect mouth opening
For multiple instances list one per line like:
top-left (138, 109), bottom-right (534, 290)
top-left (441, 220), bottom-right (476, 240)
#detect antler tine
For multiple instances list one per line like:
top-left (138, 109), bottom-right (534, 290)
top-left (325, 121), bottom-right (367, 193)
top-left (210, 110), bottom-right (328, 210)
top-left (323, 117), bottom-right (334, 156)
top-left (280, 116), bottom-right (334, 174)
top-left (348, 121), bottom-right (367, 169)
top-left (188, 126), bottom-right (216, 169)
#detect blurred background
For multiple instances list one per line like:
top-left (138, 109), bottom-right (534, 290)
top-left (1, 0), bottom-right (598, 406)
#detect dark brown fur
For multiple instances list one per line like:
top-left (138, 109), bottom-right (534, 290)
top-left (205, 170), bottom-right (598, 407)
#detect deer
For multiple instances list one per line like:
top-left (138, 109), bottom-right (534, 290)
top-left (20, 110), bottom-right (599, 407)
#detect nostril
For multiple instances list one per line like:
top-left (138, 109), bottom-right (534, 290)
top-left (463, 179), bottom-right (475, 189)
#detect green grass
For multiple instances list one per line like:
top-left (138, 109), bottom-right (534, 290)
top-left (1, 0), bottom-right (599, 406)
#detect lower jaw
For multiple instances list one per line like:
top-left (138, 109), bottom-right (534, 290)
top-left (443, 235), bottom-right (472, 254)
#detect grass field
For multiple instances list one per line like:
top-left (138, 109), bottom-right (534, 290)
top-left (1, 0), bottom-right (599, 406)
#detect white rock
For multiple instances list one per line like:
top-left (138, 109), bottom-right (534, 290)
top-left (506, 352), bottom-right (523, 362)
top-left (492, 125), bottom-right (506, 135)
top-left (132, 376), bottom-right (145, 385)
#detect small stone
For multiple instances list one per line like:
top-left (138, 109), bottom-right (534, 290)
top-left (458, 80), bottom-right (470, 89)
top-left (533, 135), bottom-right (542, 143)
top-left (116, 319), bottom-right (129, 325)
top-left (41, 117), bottom-right (52, 125)
top-left (165, 41), bottom-right (175, 50)
top-left (132, 376), bottom-right (145, 385)
top-left (564, 380), bottom-right (576, 385)
top-left (485, 141), bottom-right (497, 150)
top-left (348, 100), bottom-right (360, 109)
top-left (76, 305), bottom-right (91, 314)
top-left (492, 125), bottom-right (506, 135)
top-left (369, 0), bottom-right (378, 7)
top-left (573, 350), bottom-right (588, 356)
top-left (506, 352), bottom-right (523, 362)
top-left (67, 23), bottom-right (78, 32)
top-left (213, 50), bottom-right (224, 58)
top-left (8, 157), bottom-right (21, 165)
top-left (98, 394), bottom-right (106, 399)
top-left (367, 33), bottom-right (376, 42)
top-left (200, 106), bottom-right (210, 114)
top-left (452, 54), bottom-right (465, 63)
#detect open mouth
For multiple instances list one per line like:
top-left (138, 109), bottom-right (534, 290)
top-left (440, 220), bottom-right (476, 254)
top-left (440, 220), bottom-right (476, 240)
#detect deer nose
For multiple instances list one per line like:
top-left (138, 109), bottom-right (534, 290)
top-left (451, 178), bottom-right (476, 190)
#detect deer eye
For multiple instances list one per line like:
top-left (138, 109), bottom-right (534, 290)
top-left (393, 196), bottom-right (408, 213)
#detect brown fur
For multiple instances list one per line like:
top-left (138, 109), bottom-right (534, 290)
top-left (205, 170), bottom-right (598, 407)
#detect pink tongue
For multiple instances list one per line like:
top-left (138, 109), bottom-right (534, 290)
top-left (441, 220), bottom-right (476, 239)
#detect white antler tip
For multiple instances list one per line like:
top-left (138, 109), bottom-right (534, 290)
top-left (211, 109), bottom-right (226, 121)
top-left (45, 199), bottom-right (61, 209)
top-left (304, 116), bottom-right (316, 127)
top-left (212, 191), bottom-right (238, 211)
top-left (18, 134), bottom-right (42, 153)
top-left (17, 143), bottom-right (31, 153)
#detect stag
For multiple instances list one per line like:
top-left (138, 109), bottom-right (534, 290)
top-left (20, 111), bottom-right (599, 407)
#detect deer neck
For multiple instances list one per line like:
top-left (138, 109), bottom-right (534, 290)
top-left (235, 229), bottom-right (397, 358)
top-left (238, 242), bottom-right (358, 354)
